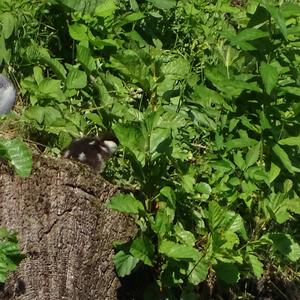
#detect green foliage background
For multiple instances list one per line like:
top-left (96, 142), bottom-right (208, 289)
top-left (1, 0), bottom-right (300, 297)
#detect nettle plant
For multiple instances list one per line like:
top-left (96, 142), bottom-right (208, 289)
top-left (106, 2), bottom-right (300, 298)
top-left (1, 0), bottom-right (300, 297)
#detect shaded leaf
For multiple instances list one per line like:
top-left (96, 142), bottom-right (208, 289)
top-left (108, 193), bottom-right (145, 214)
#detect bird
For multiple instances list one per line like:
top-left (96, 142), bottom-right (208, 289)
top-left (63, 133), bottom-right (119, 172)
top-left (0, 74), bottom-right (16, 115)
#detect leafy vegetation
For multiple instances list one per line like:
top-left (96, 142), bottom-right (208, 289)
top-left (1, 0), bottom-right (300, 298)
top-left (0, 228), bottom-right (24, 283)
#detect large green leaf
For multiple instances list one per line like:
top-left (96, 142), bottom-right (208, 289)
top-left (272, 144), bottom-right (297, 173)
top-left (0, 138), bottom-right (32, 177)
top-left (215, 261), bottom-right (240, 284)
top-left (264, 4), bottom-right (288, 40)
top-left (66, 69), bottom-right (87, 89)
top-left (108, 193), bottom-right (145, 214)
top-left (159, 240), bottom-right (200, 261)
top-left (266, 233), bottom-right (300, 262)
top-left (130, 237), bottom-right (154, 266)
top-left (113, 250), bottom-right (139, 277)
top-left (260, 62), bottom-right (278, 95)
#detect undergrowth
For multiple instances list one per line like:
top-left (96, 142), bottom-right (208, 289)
top-left (1, 0), bottom-right (300, 298)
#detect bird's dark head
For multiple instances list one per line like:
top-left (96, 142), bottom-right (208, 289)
top-left (64, 131), bottom-right (119, 171)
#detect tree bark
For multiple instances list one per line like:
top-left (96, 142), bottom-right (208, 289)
top-left (0, 155), bottom-right (135, 300)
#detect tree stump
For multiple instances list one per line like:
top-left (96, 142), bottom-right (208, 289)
top-left (0, 155), bottom-right (135, 300)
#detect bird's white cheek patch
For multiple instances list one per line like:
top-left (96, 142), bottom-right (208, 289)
top-left (78, 152), bottom-right (86, 161)
top-left (103, 140), bottom-right (118, 154)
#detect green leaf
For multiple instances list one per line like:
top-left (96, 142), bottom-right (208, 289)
top-left (208, 201), bottom-right (224, 231)
top-left (245, 142), bottom-right (261, 168)
top-left (181, 174), bottom-right (195, 193)
top-left (260, 62), bottom-right (278, 94)
top-left (24, 106), bottom-right (45, 124)
top-left (25, 45), bottom-right (66, 80)
top-left (149, 127), bottom-right (171, 154)
top-left (215, 261), bottom-right (240, 284)
top-left (268, 163), bottom-right (281, 183)
top-left (226, 137), bottom-right (258, 150)
top-left (288, 198), bottom-right (300, 215)
top-left (95, 0), bottom-right (117, 17)
top-left (272, 144), bottom-right (294, 173)
top-left (194, 182), bottom-right (211, 195)
top-left (38, 78), bottom-right (65, 101)
top-left (237, 28), bottom-right (268, 41)
top-left (130, 237), bottom-right (154, 266)
top-left (33, 66), bottom-right (44, 85)
top-left (147, 0), bottom-right (176, 10)
top-left (159, 240), bottom-right (200, 260)
top-left (113, 250), bottom-right (139, 277)
top-left (68, 23), bottom-right (88, 41)
top-left (278, 136), bottom-right (300, 146)
top-left (114, 122), bottom-right (147, 166)
top-left (174, 223), bottom-right (196, 246)
top-left (56, 0), bottom-right (105, 13)
top-left (187, 259), bottom-right (209, 285)
top-left (152, 208), bottom-right (174, 238)
top-left (160, 186), bottom-right (176, 209)
top-left (0, 138), bottom-right (32, 177)
top-left (77, 45), bottom-right (96, 72)
top-left (267, 233), bottom-right (300, 262)
top-left (248, 254), bottom-right (264, 278)
top-left (233, 151), bottom-right (245, 170)
top-left (161, 57), bottom-right (190, 80)
top-left (264, 4), bottom-right (288, 40)
top-left (108, 193), bottom-right (145, 214)
top-left (1, 12), bottom-right (16, 39)
top-left (66, 69), bottom-right (87, 89)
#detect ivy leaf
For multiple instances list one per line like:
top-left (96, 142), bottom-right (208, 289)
top-left (108, 193), bottom-right (145, 214)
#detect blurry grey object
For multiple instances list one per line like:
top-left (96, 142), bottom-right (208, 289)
top-left (0, 74), bottom-right (16, 115)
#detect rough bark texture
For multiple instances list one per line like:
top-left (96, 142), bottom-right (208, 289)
top-left (0, 155), bottom-right (135, 300)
